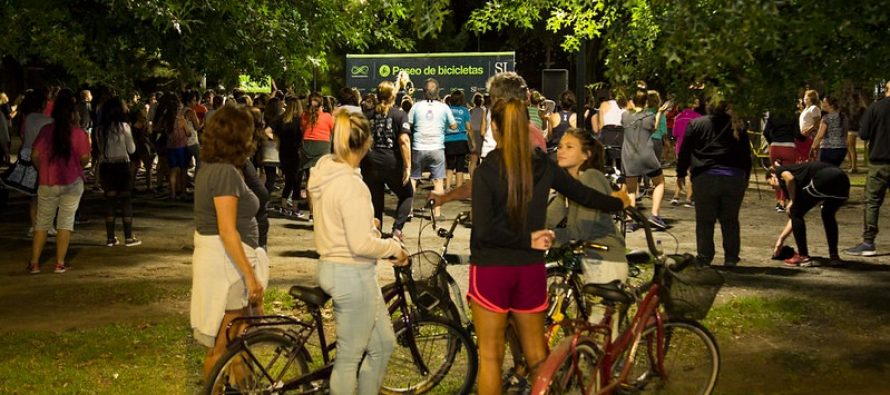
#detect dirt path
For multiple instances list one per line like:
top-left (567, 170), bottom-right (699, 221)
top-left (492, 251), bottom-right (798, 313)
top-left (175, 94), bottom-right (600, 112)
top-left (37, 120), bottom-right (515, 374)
top-left (1, 173), bottom-right (888, 393)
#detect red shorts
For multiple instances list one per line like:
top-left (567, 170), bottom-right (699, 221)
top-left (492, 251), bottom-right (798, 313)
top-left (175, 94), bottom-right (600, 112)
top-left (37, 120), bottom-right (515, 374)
top-left (467, 263), bottom-right (548, 314)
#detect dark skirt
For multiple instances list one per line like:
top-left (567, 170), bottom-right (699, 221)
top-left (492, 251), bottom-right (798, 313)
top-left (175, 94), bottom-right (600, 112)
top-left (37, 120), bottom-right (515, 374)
top-left (99, 162), bottom-right (133, 192)
top-left (301, 140), bottom-right (331, 171)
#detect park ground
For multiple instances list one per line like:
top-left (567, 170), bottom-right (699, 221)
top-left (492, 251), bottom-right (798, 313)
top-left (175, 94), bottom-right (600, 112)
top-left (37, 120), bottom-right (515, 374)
top-left (0, 168), bottom-right (889, 394)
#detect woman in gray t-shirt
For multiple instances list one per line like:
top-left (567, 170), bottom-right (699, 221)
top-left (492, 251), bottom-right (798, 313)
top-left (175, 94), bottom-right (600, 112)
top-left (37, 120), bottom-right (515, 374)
top-left (190, 106), bottom-right (264, 380)
top-left (810, 95), bottom-right (848, 167)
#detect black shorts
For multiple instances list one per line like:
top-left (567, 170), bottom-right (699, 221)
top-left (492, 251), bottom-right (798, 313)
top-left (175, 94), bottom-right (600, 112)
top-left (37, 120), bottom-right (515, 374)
top-left (445, 141), bottom-right (469, 172)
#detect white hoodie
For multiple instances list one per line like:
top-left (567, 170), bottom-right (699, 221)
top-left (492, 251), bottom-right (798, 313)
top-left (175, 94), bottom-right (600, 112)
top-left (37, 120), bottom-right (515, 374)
top-left (308, 154), bottom-right (402, 264)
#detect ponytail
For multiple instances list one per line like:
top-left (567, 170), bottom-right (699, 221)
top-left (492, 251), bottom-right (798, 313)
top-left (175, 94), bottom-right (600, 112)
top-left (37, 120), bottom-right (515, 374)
top-left (332, 111), bottom-right (372, 162)
top-left (375, 81), bottom-right (396, 116)
top-left (492, 99), bottom-right (533, 229)
top-left (307, 92), bottom-right (323, 127)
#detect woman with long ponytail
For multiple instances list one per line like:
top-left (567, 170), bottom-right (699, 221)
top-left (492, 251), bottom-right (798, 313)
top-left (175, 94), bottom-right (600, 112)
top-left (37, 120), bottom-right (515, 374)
top-left (360, 80), bottom-right (414, 240)
top-left (468, 99), bottom-right (630, 394)
top-left (299, 92), bottom-right (334, 217)
top-left (27, 89), bottom-right (91, 274)
top-left (308, 111), bottom-right (408, 395)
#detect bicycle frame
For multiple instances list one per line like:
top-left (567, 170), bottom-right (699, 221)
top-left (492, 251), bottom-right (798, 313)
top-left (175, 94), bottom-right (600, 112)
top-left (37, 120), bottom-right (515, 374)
top-left (216, 265), bottom-right (430, 394)
top-left (595, 279), bottom-right (666, 394)
top-left (532, 207), bottom-right (674, 395)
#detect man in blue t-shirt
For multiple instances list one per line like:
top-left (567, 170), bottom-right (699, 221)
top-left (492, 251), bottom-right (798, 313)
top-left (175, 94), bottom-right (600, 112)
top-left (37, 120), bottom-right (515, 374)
top-left (407, 78), bottom-right (456, 219)
top-left (445, 90), bottom-right (473, 191)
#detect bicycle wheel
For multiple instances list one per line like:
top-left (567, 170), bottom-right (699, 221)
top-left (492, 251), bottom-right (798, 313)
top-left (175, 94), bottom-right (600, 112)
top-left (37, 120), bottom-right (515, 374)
top-left (624, 320), bottom-right (720, 394)
top-left (531, 338), bottom-right (602, 395)
top-left (381, 316), bottom-right (478, 395)
top-left (204, 330), bottom-right (311, 395)
top-left (546, 267), bottom-right (588, 348)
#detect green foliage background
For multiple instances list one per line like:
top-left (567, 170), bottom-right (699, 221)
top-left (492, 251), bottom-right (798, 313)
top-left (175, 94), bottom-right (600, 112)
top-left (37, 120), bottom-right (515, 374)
top-left (468, 0), bottom-right (890, 115)
top-left (2, 0), bottom-right (888, 113)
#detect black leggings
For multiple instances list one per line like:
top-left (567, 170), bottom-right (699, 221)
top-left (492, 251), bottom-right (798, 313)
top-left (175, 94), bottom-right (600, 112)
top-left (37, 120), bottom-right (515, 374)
top-left (263, 165), bottom-right (278, 196)
top-left (361, 163), bottom-right (414, 231)
top-left (104, 191), bottom-right (134, 240)
top-left (281, 164), bottom-right (300, 202)
top-left (790, 193), bottom-right (844, 257)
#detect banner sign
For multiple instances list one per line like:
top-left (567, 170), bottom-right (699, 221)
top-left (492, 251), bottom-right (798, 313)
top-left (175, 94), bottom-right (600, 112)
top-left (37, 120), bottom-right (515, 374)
top-left (346, 52), bottom-right (515, 98)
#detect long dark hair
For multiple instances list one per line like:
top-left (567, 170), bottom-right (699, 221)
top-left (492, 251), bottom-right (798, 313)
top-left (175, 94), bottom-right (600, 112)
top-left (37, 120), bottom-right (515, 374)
top-left (491, 99), bottom-right (533, 229)
top-left (564, 128), bottom-right (604, 172)
top-left (306, 92), bottom-right (323, 127)
top-left (49, 89), bottom-right (78, 162)
top-left (98, 97), bottom-right (127, 130)
top-left (153, 93), bottom-right (180, 135)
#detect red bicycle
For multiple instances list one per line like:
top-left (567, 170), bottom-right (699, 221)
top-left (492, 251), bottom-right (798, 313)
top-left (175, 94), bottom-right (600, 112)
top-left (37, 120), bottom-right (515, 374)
top-left (531, 207), bottom-right (723, 395)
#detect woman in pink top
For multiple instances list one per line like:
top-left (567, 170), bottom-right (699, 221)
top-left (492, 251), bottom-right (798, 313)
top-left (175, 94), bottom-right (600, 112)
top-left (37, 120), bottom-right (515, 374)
top-left (27, 89), bottom-right (91, 274)
top-left (671, 98), bottom-right (703, 206)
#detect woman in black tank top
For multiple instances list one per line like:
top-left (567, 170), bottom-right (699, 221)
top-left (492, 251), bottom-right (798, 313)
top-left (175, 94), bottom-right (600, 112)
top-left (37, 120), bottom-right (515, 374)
top-left (547, 90), bottom-right (578, 151)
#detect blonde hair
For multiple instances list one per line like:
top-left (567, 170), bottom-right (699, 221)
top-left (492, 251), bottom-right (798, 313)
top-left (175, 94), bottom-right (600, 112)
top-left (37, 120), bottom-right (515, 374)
top-left (332, 111), bottom-right (372, 162)
top-left (375, 80), bottom-right (396, 115)
top-left (804, 90), bottom-right (820, 106)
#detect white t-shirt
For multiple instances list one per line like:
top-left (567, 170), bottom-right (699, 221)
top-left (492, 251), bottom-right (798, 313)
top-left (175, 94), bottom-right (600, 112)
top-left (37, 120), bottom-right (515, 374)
top-left (481, 111), bottom-right (496, 158)
top-left (601, 100), bottom-right (623, 126)
top-left (407, 100), bottom-right (455, 151)
top-left (799, 105), bottom-right (821, 134)
top-left (20, 112), bottom-right (53, 160)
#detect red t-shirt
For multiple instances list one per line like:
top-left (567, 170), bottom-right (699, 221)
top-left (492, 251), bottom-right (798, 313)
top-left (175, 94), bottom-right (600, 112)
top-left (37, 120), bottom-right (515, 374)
top-left (193, 103), bottom-right (208, 123)
top-left (301, 111), bottom-right (335, 142)
top-left (33, 124), bottom-right (91, 186)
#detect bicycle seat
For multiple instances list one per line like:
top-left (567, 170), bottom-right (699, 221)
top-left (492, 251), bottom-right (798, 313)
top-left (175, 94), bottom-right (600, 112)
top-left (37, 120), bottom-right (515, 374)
top-left (289, 285), bottom-right (331, 307)
top-left (582, 280), bottom-right (632, 304)
top-left (626, 249), bottom-right (650, 265)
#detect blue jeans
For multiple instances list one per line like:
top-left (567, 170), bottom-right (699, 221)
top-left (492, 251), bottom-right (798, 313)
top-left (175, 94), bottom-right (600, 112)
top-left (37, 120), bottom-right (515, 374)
top-left (411, 149), bottom-right (446, 180)
top-left (317, 261), bottom-right (395, 395)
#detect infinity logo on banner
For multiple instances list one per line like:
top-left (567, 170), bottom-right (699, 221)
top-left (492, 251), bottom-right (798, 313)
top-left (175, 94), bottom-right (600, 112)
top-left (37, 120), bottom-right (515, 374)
top-left (351, 65), bottom-right (370, 78)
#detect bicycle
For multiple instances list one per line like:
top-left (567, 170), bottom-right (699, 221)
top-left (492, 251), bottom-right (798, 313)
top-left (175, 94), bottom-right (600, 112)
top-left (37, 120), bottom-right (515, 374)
top-left (410, 205), bottom-right (601, 392)
top-left (407, 204), bottom-right (637, 392)
top-left (406, 207), bottom-right (539, 390)
top-left (203, 259), bottom-right (478, 394)
top-left (531, 207), bottom-right (723, 395)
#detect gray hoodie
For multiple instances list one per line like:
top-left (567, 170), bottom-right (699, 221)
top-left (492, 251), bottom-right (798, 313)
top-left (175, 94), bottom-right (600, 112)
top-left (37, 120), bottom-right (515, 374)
top-left (308, 154), bottom-right (402, 264)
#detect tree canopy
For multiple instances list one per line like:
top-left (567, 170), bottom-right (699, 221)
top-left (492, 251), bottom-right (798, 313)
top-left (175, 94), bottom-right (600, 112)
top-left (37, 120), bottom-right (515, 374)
top-left (0, 0), bottom-right (418, 91)
top-left (468, 0), bottom-right (890, 115)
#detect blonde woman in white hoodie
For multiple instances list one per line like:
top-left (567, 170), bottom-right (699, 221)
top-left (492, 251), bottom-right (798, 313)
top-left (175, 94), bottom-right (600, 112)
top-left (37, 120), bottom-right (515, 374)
top-left (308, 111), bottom-right (409, 395)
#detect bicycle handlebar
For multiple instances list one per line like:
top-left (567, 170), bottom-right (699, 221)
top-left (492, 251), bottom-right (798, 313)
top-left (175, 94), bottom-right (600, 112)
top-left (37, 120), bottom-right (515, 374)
top-left (624, 207), bottom-right (662, 259)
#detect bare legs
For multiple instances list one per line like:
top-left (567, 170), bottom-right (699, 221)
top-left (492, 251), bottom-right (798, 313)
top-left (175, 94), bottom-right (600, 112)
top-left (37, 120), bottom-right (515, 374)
top-left (29, 229), bottom-right (72, 267)
top-left (471, 301), bottom-right (547, 395)
top-left (626, 175), bottom-right (665, 216)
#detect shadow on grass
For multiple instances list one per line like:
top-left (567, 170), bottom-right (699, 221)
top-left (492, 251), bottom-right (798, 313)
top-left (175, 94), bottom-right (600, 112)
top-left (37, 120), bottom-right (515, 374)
top-left (719, 267), bottom-right (890, 317)
top-left (282, 223), bottom-right (313, 231)
top-left (279, 249), bottom-right (320, 259)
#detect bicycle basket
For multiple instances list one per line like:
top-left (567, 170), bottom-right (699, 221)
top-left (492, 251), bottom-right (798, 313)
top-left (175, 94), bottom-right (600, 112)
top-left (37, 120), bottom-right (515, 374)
top-left (407, 251), bottom-right (452, 316)
top-left (409, 250), bottom-right (447, 283)
top-left (662, 254), bottom-right (725, 320)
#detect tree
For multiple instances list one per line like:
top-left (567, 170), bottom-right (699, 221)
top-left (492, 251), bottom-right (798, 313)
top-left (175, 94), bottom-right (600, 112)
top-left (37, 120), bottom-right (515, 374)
top-left (467, 0), bottom-right (890, 115)
top-left (0, 0), bottom-right (418, 91)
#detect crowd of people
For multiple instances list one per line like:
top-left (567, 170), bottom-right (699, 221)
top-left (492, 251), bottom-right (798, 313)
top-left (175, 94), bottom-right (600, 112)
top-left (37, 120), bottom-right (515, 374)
top-left (2, 73), bottom-right (889, 394)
